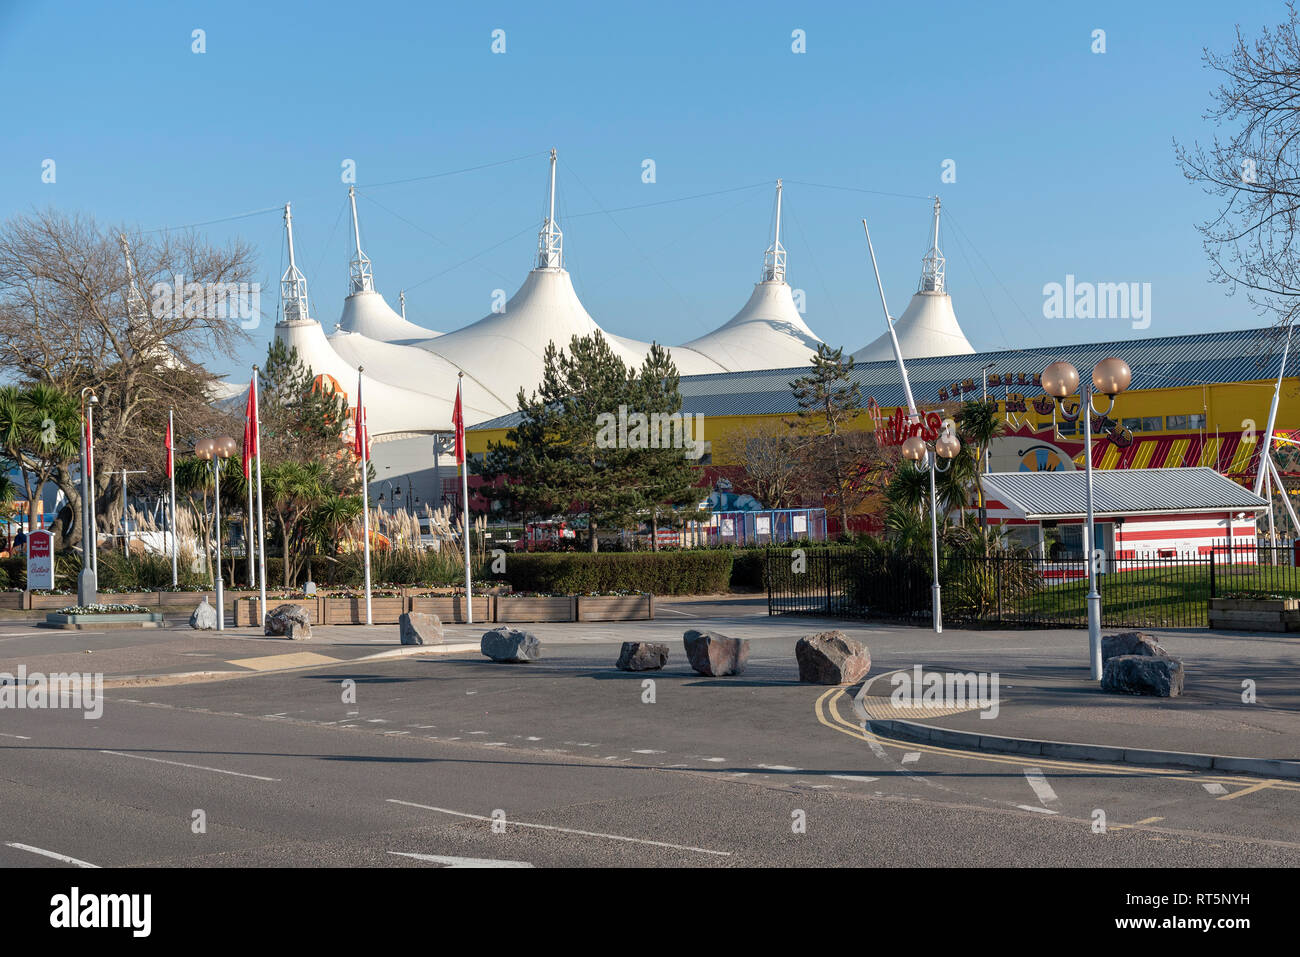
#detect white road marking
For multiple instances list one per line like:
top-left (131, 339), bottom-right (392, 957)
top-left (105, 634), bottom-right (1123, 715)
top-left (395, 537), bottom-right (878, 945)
top-left (0, 732), bottom-right (32, 740)
top-left (386, 800), bottom-right (732, 856)
top-left (525, 736), bottom-right (542, 741)
top-left (757, 764), bottom-right (801, 772)
top-left (829, 774), bottom-right (879, 783)
top-left (383, 731), bottom-right (410, 736)
top-left (1023, 767), bottom-right (1059, 806)
top-left (1203, 782), bottom-right (1229, 796)
top-left (6, 843), bottom-right (99, 868)
top-left (901, 752), bottom-right (921, 765)
top-left (1015, 804), bottom-right (1059, 815)
top-left (100, 750), bottom-right (278, 781)
top-left (387, 851), bottom-right (533, 868)
top-left (632, 749), bottom-right (665, 754)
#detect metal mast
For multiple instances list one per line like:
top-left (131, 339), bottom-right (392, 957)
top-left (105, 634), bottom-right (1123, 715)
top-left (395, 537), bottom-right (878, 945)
top-left (919, 196), bottom-right (945, 293)
top-left (536, 148), bottom-right (563, 270)
top-left (348, 186), bottom-right (374, 295)
top-left (399, 290), bottom-right (406, 319)
top-left (1254, 324), bottom-right (1292, 495)
top-left (280, 202), bottom-right (311, 322)
top-left (863, 220), bottom-right (920, 423)
top-left (761, 179), bottom-right (787, 283)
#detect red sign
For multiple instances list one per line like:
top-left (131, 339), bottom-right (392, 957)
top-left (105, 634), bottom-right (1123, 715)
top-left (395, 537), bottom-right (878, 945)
top-left (27, 530), bottom-right (54, 589)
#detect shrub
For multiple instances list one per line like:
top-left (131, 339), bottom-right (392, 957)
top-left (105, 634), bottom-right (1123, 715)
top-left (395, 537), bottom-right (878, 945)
top-left (496, 551), bottom-right (733, 596)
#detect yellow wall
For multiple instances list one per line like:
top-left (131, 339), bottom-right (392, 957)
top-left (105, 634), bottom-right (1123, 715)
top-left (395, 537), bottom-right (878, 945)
top-left (466, 377), bottom-right (1300, 467)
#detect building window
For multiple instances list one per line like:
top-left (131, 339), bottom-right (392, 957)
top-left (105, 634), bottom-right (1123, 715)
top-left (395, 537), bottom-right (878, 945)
top-left (1189, 413), bottom-right (1206, 429)
top-left (1166, 414), bottom-right (1207, 431)
top-left (1121, 417), bottom-right (1141, 431)
top-left (1142, 416), bottom-right (1162, 431)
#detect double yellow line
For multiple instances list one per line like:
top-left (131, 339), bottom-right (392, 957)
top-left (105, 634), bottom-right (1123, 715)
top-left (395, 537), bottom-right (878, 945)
top-left (813, 687), bottom-right (1300, 795)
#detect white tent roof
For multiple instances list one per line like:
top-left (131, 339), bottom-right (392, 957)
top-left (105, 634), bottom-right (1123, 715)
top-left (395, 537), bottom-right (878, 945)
top-left (854, 290), bottom-right (975, 362)
top-left (682, 280), bottom-right (822, 372)
top-left (337, 289), bottom-right (441, 343)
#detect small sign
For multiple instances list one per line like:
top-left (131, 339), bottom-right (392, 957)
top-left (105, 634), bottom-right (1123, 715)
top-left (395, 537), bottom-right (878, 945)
top-left (27, 530), bottom-right (54, 590)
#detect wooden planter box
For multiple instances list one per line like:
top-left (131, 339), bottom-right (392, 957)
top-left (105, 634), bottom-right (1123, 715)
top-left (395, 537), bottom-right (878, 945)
top-left (29, 593), bottom-right (80, 610)
top-left (158, 590), bottom-right (218, 607)
top-left (0, 591), bottom-right (24, 610)
top-left (408, 596), bottom-right (491, 623)
top-left (576, 594), bottom-right (654, 621)
top-left (320, 596), bottom-right (405, 624)
top-left (494, 596), bottom-right (576, 623)
top-left (232, 597), bottom-right (317, 627)
top-left (1209, 597), bottom-right (1300, 632)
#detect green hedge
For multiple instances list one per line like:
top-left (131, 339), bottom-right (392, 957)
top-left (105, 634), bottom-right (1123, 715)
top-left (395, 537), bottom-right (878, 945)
top-left (498, 551), bottom-right (734, 596)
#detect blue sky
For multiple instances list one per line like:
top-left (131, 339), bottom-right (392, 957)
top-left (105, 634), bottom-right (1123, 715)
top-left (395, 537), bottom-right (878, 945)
top-left (0, 0), bottom-right (1282, 382)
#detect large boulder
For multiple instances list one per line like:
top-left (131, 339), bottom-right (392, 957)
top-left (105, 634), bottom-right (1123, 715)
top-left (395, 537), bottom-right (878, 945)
top-left (1102, 631), bottom-right (1170, 662)
top-left (481, 626), bottom-right (541, 663)
top-left (189, 597), bottom-right (217, 631)
top-left (616, 641), bottom-right (669, 672)
top-left (399, 612), bottom-right (444, 646)
top-left (265, 603), bottom-right (311, 640)
top-left (683, 629), bottom-right (749, 676)
top-left (795, 630), bottom-right (871, 685)
top-left (1101, 654), bottom-right (1184, 697)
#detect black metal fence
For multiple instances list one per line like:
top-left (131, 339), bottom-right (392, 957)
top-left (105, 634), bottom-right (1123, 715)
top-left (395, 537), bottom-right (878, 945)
top-left (767, 543), bottom-right (1300, 629)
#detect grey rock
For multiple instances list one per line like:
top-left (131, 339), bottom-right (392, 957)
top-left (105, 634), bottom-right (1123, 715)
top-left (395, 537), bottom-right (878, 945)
top-left (265, 603), bottom-right (312, 640)
top-left (796, 630), bottom-right (871, 685)
top-left (189, 597), bottom-right (217, 631)
top-left (1102, 631), bottom-right (1171, 662)
top-left (1102, 654), bottom-right (1184, 697)
top-left (683, 629), bottom-right (749, 676)
top-left (616, 641), bottom-right (669, 672)
top-left (481, 626), bottom-right (540, 663)
top-left (399, 611), bottom-right (444, 646)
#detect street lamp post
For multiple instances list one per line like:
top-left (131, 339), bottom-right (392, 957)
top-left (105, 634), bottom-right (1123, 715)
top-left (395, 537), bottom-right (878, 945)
top-left (196, 436), bottom-right (237, 631)
top-left (78, 390), bottom-right (98, 606)
top-left (1040, 357), bottom-right (1131, 679)
top-left (901, 427), bottom-right (962, 634)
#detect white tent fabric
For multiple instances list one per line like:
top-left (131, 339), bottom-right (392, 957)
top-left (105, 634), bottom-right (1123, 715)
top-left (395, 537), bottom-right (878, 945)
top-left (681, 280), bottom-right (822, 372)
top-left (337, 289), bottom-right (442, 343)
top-left (853, 290), bottom-right (975, 362)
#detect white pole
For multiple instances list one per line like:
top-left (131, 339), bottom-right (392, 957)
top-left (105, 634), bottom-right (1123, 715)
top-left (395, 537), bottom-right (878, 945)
top-left (1255, 324), bottom-right (1292, 495)
top-left (246, 464), bottom-right (255, 588)
top-left (359, 369), bottom-right (373, 626)
top-left (214, 457), bottom-right (224, 631)
top-left (1083, 386), bottom-right (1102, 680)
top-left (459, 374), bottom-right (473, 624)
top-left (253, 367), bottom-right (267, 627)
top-left (87, 402), bottom-right (97, 577)
top-left (169, 409), bottom-right (178, 587)
top-left (928, 450), bottom-right (942, 634)
top-left (862, 220), bottom-right (920, 423)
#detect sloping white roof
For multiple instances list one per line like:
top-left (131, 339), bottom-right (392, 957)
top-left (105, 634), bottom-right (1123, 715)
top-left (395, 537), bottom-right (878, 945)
top-left (854, 290), bottom-right (975, 362)
top-left (337, 289), bottom-right (441, 343)
top-left (412, 267), bottom-right (645, 394)
top-left (275, 317), bottom-right (459, 436)
top-left (682, 280), bottom-right (822, 372)
top-left (604, 333), bottom-right (727, 375)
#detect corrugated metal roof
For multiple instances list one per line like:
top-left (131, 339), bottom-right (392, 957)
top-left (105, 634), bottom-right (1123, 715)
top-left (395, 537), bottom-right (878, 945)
top-left (983, 467), bottom-right (1269, 519)
top-left (469, 325), bottom-right (1287, 431)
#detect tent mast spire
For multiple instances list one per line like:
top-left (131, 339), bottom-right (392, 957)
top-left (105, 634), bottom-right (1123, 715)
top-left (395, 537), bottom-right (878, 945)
top-left (537, 148), bottom-right (563, 270)
top-left (761, 179), bottom-right (787, 283)
top-left (348, 186), bottom-right (374, 295)
top-left (920, 196), bottom-right (945, 293)
top-left (281, 203), bottom-right (311, 323)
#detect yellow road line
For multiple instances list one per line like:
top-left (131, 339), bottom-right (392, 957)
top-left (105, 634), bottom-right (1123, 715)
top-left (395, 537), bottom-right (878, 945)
top-left (1111, 816), bottom-right (1164, 831)
top-left (815, 688), bottom-right (1300, 792)
top-left (1217, 779), bottom-right (1285, 801)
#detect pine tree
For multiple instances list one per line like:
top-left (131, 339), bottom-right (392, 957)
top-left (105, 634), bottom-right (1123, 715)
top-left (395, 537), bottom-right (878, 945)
top-left (788, 343), bottom-right (868, 531)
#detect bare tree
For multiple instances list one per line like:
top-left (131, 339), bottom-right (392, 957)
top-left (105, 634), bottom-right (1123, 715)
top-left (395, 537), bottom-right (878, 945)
top-left (0, 207), bottom-right (257, 546)
top-left (1176, 3), bottom-right (1300, 341)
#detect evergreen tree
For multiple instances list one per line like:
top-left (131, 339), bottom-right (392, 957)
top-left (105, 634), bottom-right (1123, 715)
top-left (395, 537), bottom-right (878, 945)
top-left (788, 343), bottom-right (870, 531)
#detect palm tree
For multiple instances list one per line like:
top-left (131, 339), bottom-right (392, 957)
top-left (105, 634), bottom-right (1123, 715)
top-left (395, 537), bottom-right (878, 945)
top-left (954, 399), bottom-right (1005, 529)
top-left (306, 494), bottom-right (363, 584)
top-left (263, 461), bottom-right (328, 587)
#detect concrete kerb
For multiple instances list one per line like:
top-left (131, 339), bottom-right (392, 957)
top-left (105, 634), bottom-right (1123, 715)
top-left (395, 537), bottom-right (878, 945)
top-left (852, 675), bottom-right (1300, 781)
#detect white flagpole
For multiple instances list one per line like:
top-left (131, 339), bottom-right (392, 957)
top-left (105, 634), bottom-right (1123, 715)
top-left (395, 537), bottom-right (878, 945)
top-left (459, 373), bottom-right (473, 624)
top-left (246, 461), bottom-right (255, 589)
top-left (169, 409), bottom-right (178, 587)
top-left (359, 369), bottom-right (373, 626)
top-left (253, 366), bottom-right (267, 627)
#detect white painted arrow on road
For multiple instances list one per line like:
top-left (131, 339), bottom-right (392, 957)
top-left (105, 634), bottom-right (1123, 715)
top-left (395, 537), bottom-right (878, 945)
top-left (388, 851), bottom-right (534, 868)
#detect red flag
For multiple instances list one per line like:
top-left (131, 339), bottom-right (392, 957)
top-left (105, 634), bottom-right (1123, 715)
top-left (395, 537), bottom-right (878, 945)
top-left (353, 374), bottom-right (369, 461)
top-left (452, 377), bottom-right (465, 465)
top-left (242, 382), bottom-right (257, 479)
top-left (165, 417), bottom-right (174, 478)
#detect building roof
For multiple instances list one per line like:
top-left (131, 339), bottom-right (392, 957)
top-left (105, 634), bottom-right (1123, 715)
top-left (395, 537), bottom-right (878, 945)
top-left (982, 467), bottom-right (1269, 520)
top-left (467, 325), bottom-right (1285, 430)
top-left (853, 290), bottom-right (975, 362)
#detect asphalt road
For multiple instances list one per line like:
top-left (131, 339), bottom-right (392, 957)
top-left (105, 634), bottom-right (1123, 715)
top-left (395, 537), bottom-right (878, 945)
top-left (3, 632), bottom-right (1299, 868)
